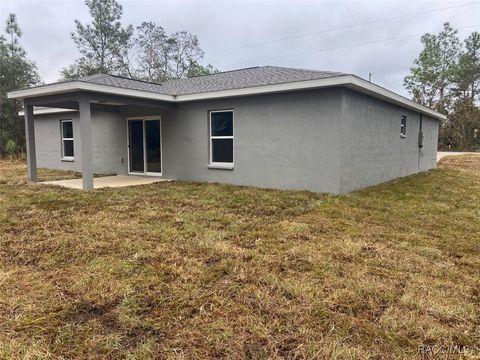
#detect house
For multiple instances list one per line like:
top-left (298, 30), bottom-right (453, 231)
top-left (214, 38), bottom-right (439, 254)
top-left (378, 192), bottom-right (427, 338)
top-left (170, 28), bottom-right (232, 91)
top-left (7, 66), bottom-right (445, 193)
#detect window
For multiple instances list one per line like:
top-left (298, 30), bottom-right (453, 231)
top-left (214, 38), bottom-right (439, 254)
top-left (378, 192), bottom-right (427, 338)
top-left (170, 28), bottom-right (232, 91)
top-left (61, 120), bottom-right (74, 159)
top-left (209, 110), bottom-right (233, 166)
top-left (400, 115), bottom-right (407, 138)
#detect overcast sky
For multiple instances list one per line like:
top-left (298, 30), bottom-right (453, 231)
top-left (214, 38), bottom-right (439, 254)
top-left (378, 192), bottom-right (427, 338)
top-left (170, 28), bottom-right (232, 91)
top-left (1, 0), bottom-right (479, 96)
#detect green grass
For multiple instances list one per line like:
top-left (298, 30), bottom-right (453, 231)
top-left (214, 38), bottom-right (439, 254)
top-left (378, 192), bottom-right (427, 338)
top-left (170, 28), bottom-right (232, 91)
top-left (0, 156), bottom-right (479, 359)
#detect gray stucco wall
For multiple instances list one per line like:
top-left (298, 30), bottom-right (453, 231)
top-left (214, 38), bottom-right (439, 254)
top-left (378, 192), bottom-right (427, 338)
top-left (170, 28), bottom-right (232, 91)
top-left (162, 89), bottom-right (343, 193)
top-left (339, 89), bottom-right (438, 193)
top-left (32, 87), bottom-right (438, 194)
top-left (35, 110), bottom-right (128, 175)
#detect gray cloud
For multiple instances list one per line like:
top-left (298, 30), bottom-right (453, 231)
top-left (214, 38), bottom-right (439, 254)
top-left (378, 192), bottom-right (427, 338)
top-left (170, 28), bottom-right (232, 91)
top-left (1, 0), bottom-right (479, 96)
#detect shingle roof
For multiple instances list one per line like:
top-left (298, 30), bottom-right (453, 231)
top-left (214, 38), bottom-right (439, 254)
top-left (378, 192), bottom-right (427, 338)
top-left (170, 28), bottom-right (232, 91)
top-left (78, 66), bottom-right (348, 96)
top-left (79, 73), bottom-right (166, 93)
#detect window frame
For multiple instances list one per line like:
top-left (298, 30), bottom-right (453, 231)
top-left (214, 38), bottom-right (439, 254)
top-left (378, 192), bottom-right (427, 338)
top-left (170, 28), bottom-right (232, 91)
top-left (209, 109), bottom-right (234, 169)
top-left (400, 115), bottom-right (407, 138)
top-left (60, 119), bottom-right (74, 161)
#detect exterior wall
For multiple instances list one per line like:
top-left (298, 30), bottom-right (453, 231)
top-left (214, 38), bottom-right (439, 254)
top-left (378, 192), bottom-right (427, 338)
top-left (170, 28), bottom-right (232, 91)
top-left (339, 89), bottom-right (438, 193)
top-left (162, 89), bottom-right (343, 193)
top-left (32, 87), bottom-right (439, 194)
top-left (34, 110), bottom-right (128, 175)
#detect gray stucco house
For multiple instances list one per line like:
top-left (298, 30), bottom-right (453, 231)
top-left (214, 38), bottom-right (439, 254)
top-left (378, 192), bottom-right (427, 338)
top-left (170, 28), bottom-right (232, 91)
top-left (8, 66), bottom-right (445, 193)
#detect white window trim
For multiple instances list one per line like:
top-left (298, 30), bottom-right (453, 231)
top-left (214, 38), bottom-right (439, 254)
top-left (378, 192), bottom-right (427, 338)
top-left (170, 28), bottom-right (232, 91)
top-left (400, 115), bottom-right (407, 138)
top-left (209, 109), bottom-right (234, 169)
top-left (60, 119), bottom-right (74, 161)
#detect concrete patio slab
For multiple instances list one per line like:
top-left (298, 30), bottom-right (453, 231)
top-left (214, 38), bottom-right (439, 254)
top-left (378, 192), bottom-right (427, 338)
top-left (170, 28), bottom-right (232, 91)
top-left (40, 175), bottom-right (170, 190)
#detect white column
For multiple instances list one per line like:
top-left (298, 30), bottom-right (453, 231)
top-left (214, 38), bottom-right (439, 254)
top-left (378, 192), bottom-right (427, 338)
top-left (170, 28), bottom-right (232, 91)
top-left (79, 98), bottom-right (93, 190)
top-left (24, 103), bottom-right (37, 182)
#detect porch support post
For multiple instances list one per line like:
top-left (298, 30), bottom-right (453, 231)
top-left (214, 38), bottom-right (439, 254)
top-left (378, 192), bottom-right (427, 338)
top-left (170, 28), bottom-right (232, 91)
top-left (24, 103), bottom-right (37, 182)
top-left (79, 98), bottom-right (93, 190)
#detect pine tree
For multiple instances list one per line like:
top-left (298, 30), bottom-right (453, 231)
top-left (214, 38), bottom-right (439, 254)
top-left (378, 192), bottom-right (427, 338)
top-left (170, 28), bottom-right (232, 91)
top-left (61, 0), bottom-right (133, 79)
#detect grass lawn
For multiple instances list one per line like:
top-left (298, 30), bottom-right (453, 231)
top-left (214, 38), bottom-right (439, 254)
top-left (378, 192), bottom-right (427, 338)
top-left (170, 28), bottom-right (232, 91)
top-left (0, 156), bottom-right (479, 359)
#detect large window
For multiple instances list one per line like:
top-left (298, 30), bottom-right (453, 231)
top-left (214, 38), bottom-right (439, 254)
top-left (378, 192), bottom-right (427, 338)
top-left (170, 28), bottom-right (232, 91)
top-left (61, 120), bottom-right (74, 160)
top-left (210, 110), bottom-right (233, 166)
top-left (400, 115), bottom-right (407, 138)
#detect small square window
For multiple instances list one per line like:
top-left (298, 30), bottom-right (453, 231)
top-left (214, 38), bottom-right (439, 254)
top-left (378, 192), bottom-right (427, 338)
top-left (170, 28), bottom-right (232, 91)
top-left (400, 115), bottom-right (407, 138)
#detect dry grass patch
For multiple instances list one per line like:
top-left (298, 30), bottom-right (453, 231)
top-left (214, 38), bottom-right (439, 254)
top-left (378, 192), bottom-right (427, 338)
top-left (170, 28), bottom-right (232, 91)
top-left (0, 156), bottom-right (479, 359)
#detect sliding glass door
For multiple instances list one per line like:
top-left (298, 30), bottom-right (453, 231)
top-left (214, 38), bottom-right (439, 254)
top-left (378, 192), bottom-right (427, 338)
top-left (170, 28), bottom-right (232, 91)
top-left (128, 118), bottom-right (162, 175)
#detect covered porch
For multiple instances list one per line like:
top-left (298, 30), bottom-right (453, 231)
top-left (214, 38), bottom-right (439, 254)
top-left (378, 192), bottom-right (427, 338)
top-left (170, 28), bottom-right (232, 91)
top-left (20, 90), bottom-right (175, 190)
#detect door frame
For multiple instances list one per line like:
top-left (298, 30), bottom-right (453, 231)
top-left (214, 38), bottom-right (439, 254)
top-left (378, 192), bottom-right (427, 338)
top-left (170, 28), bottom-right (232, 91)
top-left (126, 116), bottom-right (163, 176)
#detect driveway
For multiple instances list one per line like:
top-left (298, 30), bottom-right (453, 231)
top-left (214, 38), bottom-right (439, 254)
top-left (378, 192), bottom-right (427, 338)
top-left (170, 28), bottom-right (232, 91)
top-left (437, 151), bottom-right (478, 162)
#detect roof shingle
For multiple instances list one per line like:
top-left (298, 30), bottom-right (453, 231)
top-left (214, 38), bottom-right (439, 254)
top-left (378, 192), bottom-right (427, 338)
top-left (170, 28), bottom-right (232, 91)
top-left (78, 66), bottom-right (348, 96)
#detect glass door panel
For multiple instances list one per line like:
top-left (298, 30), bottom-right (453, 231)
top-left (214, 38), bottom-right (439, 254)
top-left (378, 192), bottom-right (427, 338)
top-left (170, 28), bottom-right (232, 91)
top-left (145, 120), bottom-right (162, 174)
top-left (128, 120), bottom-right (144, 173)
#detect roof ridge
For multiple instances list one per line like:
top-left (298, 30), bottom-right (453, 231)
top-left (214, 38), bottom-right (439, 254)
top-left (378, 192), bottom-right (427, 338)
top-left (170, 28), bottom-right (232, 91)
top-left (181, 66), bottom-right (261, 80)
top-left (81, 67), bottom-right (267, 86)
top-left (263, 65), bottom-right (347, 75)
top-left (105, 73), bottom-right (165, 86)
top-left (161, 67), bottom-right (265, 85)
top-left (79, 73), bottom-right (165, 87)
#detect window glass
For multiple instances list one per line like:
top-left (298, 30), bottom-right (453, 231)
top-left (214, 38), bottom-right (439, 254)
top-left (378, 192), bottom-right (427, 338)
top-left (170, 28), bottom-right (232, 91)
top-left (63, 140), bottom-right (74, 157)
top-left (211, 111), bottom-right (233, 136)
top-left (62, 121), bottom-right (73, 139)
top-left (212, 139), bottom-right (233, 163)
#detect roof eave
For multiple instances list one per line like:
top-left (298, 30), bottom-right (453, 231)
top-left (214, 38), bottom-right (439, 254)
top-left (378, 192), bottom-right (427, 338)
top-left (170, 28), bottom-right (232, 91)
top-left (7, 81), bottom-right (176, 103)
top-left (173, 75), bottom-right (351, 102)
top-left (7, 75), bottom-right (446, 121)
top-left (347, 76), bottom-right (447, 121)
top-left (18, 107), bottom-right (78, 116)
top-left (173, 75), bottom-right (446, 121)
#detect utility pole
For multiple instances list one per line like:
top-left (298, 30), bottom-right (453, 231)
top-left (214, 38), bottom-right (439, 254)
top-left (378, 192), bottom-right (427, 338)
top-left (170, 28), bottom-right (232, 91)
top-left (368, 73), bottom-right (373, 82)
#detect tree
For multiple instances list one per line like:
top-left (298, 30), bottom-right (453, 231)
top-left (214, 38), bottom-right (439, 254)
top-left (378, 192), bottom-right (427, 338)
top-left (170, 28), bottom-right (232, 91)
top-left (453, 32), bottom-right (480, 101)
top-left (0, 14), bottom-right (40, 155)
top-left (134, 22), bottom-right (170, 82)
top-left (134, 22), bottom-right (216, 82)
top-left (168, 31), bottom-right (205, 78)
top-left (440, 97), bottom-right (480, 150)
top-left (404, 23), bottom-right (461, 114)
top-left (63, 1), bottom-right (218, 82)
top-left (187, 62), bottom-right (219, 77)
top-left (404, 23), bottom-right (480, 151)
top-left (6, 13), bottom-right (22, 55)
top-left (61, 0), bottom-right (133, 79)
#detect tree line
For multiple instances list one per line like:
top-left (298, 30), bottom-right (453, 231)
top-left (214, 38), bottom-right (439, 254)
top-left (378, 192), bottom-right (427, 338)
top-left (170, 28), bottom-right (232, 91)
top-left (62, 0), bottom-right (218, 81)
top-left (1, 4), bottom-right (479, 156)
top-left (405, 23), bottom-right (480, 150)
